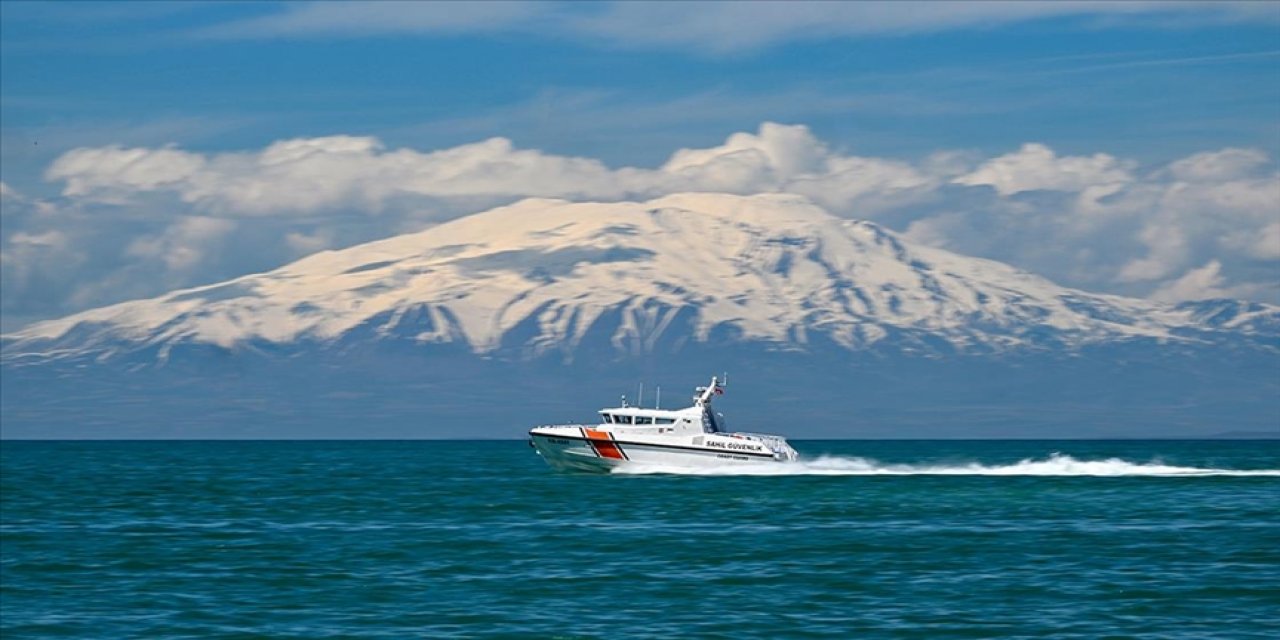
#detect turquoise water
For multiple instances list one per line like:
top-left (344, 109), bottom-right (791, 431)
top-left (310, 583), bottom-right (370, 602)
top-left (3, 440), bottom-right (1278, 638)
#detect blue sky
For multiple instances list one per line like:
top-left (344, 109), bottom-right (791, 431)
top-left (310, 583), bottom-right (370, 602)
top-left (2, 1), bottom-right (1279, 330)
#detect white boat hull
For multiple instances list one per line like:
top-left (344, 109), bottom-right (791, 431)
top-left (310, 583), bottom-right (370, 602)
top-left (529, 426), bottom-right (791, 473)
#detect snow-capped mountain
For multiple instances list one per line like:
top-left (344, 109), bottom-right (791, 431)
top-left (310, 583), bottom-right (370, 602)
top-left (4, 193), bottom-right (1273, 364)
top-left (3, 193), bottom-right (1277, 439)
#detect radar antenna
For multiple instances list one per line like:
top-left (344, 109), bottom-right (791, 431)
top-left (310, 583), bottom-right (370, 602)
top-left (694, 376), bottom-right (723, 407)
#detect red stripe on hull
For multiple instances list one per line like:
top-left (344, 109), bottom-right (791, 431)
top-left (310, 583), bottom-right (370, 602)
top-left (584, 429), bottom-right (627, 460)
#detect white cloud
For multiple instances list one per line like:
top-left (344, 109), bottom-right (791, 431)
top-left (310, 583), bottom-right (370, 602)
top-left (46, 135), bottom-right (631, 215)
top-left (1167, 148), bottom-right (1271, 182)
top-left (952, 143), bottom-right (1134, 196)
top-left (1117, 223), bottom-right (1189, 282)
top-left (7, 229), bottom-right (69, 250)
top-left (10, 126), bottom-right (1280, 329)
top-left (662, 122), bottom-right (828, 177)
top-left (284, 228), bottom-right (335, 257)
top-left (567, 2), bottom-right (1108, 53)
top-left (1149, 260), bottom-right (1266, 302)
top-left (1, 227), bottom-right (85, 317)
top-left (47, 145), bottom-right (206, 199)
top-left (903, 215), bottom-right (960, 249)
top-left (43, 123), bottom-right (934, 216)
top-left (1255, 223), bottom-right (1280, 261)
top-left (195, 2), bottom-right (1279, 54)
top-left (656, 123), bottom-right (932, 210)
top-left (1223, 222), bottom-right (1280, 261)
top-left (197, 1), bottom-right (542, 40)
top-left (1, 230), bottom-right (75, 286)
top-left (126, 216), bottom-right (237, 272)
top-left (1158, 173), bottom-right (1280, 222)
top-left (792, 154), bottom-right (934, 214)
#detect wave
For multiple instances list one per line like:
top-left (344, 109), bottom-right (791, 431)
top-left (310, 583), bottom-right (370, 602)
top-left (612, 452), bottom-right (1280, 477)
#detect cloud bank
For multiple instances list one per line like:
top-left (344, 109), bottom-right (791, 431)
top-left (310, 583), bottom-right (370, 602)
top-left (41, 124), bottom-right (932, 216)
top-left (3, 123), bottom-right (1278, 329)
top-left (197, 1), bottom-right (1279, 54)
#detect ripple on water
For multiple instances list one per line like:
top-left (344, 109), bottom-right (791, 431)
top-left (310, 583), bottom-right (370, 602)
top-left (2, 440), bottom-right (1278, 638)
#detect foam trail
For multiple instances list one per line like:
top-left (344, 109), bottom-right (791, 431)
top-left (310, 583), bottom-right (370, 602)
top-left (612, 453), bottom-right (1280, 477)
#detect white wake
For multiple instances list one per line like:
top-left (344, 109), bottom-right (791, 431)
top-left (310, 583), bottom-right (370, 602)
top-left (612, 452), bottom-right (1280, 477)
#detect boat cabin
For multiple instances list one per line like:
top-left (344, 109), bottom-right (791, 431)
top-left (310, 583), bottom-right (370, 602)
top-left (598, 408), bottom-right (689, 426)
top-left (595, 376), bottom-right (729, 433)
top-left (597, 405), bottom-right (726, 434)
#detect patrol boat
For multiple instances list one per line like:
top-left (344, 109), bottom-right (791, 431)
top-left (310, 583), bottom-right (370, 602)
top-left (528, 377), bottom-right (799, 472)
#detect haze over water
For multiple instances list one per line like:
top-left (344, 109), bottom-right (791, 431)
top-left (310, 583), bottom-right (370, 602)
top-left (3, 439), bottom-right (1278, 638)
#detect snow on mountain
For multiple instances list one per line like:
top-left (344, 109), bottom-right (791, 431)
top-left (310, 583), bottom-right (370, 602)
top-left (2, 193), bottom-right (1272, 363)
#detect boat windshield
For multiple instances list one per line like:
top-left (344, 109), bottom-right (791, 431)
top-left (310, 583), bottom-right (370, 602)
top-left (604, 412), bottom-right (683, 427)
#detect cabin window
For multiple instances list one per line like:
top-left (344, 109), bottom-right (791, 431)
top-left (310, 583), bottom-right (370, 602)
top-left (655, 417), bottom-right (676, 424)
top-left (635, 416), bottom-right (653, 425)
top-left (616, 415), bottom-right (633, 425)
top-left (601, 414), bottom-right (613, 423)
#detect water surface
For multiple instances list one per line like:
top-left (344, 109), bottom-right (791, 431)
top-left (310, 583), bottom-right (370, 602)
top-left (3, 440), bottom-right (1278, 638)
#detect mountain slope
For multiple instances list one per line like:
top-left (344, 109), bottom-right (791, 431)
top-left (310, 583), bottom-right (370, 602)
top-left (4, 193), bottom-right (1268, 364)
top-left (3, 193), bottom-right (1277, 439)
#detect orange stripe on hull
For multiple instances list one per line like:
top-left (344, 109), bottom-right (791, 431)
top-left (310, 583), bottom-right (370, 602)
top-left (584, 429), bottom-right (627, 460)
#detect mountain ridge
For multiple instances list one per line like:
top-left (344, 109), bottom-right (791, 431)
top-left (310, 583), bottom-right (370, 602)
top-left (3, 193), bottom-right (1276, 439)
top-left (6, 193), bottom-right (1275, 366)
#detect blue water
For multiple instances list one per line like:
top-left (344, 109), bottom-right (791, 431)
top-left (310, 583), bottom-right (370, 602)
top-left (3, 440), bottom-right (1278, 638)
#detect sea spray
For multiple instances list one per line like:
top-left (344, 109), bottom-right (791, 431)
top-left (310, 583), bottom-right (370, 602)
top-left (611, 452), bottom-right (1280, 476)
